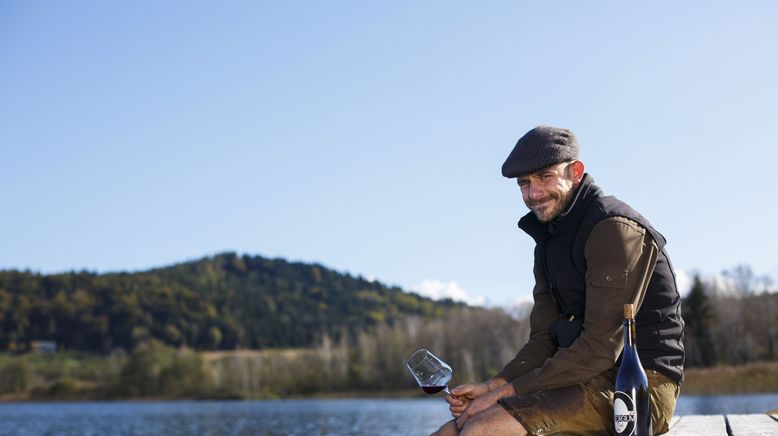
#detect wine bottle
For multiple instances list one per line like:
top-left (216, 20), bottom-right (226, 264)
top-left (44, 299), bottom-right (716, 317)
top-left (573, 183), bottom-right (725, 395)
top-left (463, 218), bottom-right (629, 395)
top-left (614, 304), bottom-right (652, 436)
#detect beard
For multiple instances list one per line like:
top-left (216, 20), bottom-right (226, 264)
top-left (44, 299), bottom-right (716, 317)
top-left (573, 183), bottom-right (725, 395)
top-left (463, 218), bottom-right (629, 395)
top-left (527, 186), bottom-right (576, 222)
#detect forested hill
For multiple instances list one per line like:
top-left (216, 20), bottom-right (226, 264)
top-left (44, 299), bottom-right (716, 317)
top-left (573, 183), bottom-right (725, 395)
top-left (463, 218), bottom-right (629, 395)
top-left (0, 252), bottom-right (461, 353)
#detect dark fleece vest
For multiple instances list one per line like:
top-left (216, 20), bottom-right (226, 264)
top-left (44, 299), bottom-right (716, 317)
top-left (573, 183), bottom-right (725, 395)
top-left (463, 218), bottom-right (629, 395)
top-left (519, 174), bottom-right (685, 384)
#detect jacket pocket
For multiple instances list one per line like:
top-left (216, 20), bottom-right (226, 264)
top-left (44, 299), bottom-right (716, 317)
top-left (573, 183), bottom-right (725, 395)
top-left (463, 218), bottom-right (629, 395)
top-left (589, 266), bottom-right (627, 288)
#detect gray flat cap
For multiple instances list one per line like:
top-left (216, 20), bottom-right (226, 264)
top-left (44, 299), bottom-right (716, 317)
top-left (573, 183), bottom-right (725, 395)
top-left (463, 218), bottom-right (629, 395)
top-left (501, 126), bottom-right (579, 178)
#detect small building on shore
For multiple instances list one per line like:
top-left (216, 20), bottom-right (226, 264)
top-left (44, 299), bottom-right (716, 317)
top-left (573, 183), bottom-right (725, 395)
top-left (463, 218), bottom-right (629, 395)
top-left (30, 340), bottom-right (58, 353)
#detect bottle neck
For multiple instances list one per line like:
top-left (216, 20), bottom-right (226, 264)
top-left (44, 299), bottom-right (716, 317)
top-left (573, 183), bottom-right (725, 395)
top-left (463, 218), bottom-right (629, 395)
top-left (623, 318), bottom-right (635, 348)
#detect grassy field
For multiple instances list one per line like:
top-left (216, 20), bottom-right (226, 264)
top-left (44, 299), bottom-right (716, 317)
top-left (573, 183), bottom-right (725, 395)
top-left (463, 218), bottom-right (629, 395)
top-left (681, 361), bottom-right (778, 395)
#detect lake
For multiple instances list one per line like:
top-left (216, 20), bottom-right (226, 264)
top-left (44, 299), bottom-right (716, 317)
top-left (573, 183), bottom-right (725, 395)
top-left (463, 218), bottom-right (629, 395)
top-left (0, 394), bottom-right (776, 435)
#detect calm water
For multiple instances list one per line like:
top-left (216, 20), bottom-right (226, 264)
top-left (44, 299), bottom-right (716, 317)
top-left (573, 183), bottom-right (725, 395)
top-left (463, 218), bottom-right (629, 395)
top-left (0, 394), bottom-right (776, 435)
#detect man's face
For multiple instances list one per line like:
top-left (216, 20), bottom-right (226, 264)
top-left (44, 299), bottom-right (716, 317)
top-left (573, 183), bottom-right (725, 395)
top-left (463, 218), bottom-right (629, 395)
top-left (517, 161), bottom-right (578, 222)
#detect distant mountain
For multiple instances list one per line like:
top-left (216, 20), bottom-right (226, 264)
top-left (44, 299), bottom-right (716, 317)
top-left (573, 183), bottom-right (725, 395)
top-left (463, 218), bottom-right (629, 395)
top-left (0, 252), bottom-right (462, 353)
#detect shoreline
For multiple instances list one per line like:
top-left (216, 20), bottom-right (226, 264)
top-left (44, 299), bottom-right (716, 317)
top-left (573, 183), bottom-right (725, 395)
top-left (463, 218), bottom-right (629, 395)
top-left (2, 391), bottom-right (778, 404)
top-left (3, 388), bottom-right (778, 404)
top-left (2, 352), bottom-right (777, 402)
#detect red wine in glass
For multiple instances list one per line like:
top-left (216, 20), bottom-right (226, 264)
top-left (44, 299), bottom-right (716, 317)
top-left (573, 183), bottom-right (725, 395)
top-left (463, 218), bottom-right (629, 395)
top-left (422, 385), bottom-right (448, 394)
top-left (406, 349), bottom-right (453, 395)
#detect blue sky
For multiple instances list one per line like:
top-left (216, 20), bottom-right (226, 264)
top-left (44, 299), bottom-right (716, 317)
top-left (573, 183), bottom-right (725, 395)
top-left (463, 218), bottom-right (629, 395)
top-left (2, 1), bottom-right (777, 306)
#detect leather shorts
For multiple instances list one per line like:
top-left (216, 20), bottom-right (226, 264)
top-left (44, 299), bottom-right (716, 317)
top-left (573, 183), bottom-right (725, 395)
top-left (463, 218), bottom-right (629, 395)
top-left (498, 367), bottom-right (679, 435)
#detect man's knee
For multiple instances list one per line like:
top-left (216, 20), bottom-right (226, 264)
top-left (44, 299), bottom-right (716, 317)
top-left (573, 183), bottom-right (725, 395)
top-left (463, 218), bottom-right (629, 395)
top-left (459, 416), bottom-right (485, 436)
top-left (460, 406), bottom-right (527, 436)
top-left (430, 419), bottom-right (458, 436)
top-left (460, 415), bottom-right (497, 436)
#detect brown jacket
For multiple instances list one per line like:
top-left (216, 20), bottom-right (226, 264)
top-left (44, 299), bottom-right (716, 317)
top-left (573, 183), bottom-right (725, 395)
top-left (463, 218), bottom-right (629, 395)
top-left (496, 216), bottom-right (659, 395)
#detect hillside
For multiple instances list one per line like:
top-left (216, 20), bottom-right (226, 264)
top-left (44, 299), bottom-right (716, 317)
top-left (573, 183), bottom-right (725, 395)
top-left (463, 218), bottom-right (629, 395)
top-left (0, 252), bottom-right (461, 353)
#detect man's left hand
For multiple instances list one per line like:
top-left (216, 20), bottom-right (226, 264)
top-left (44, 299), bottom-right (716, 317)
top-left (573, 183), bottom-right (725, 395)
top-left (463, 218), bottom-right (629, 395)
top-left (455, 383), bottom-right (516, 430)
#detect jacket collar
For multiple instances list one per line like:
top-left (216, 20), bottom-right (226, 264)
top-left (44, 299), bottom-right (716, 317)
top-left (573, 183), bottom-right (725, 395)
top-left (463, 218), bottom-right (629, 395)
top-left (518, 173), bottom-right (602, 243)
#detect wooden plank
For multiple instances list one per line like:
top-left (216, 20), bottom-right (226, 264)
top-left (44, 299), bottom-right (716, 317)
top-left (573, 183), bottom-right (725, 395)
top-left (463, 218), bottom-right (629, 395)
top-left (665, 415), bottom-right (728, 435)
top-left (726, 414), bottom-right (778, 435)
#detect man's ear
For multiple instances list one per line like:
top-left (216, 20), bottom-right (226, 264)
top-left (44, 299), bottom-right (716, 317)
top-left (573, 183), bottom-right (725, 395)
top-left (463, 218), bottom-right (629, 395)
top-left (570, 160), bottom-right (585, 183)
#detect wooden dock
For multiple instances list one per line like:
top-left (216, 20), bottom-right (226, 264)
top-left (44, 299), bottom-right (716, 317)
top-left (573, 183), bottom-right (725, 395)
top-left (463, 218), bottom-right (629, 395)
top-left (666, 414), bottom-right (778, 435)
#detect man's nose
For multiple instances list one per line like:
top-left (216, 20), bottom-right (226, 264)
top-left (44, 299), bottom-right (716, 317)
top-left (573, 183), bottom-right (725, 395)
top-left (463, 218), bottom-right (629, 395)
top-left (528, 184), bottom-right (545, 200)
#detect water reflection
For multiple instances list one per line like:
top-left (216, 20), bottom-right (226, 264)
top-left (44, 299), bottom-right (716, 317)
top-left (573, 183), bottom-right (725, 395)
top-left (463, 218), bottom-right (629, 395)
top-left (674, 393), bottom-right (778, 415)
top-left (0, 399), bottom-right (452, 436)
top-left (0, 394), bottom-right (776, 435)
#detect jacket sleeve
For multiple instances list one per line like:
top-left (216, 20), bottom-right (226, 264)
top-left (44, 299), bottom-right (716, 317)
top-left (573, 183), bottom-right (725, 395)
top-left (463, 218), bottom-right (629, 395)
top-left (508, 216), bottom-right (659, 395)
top-left (495, 247), bottom-right (558, 382)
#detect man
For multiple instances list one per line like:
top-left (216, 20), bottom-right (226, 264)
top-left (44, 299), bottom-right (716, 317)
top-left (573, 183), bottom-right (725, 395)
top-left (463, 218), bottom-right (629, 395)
top-left (432, 126), bottom-right (684, 435)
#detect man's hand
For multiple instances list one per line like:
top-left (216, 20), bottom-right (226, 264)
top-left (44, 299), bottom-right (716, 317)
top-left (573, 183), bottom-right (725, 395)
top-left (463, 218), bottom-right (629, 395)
top-left (444, 382), bottom-right (490, 417)
top-left (454, 382), bottom-right (516, 430)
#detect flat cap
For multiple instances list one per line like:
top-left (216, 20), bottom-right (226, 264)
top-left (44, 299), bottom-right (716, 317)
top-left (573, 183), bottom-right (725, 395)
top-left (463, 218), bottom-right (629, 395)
top-left (501, 126), bottom-right (579, 178)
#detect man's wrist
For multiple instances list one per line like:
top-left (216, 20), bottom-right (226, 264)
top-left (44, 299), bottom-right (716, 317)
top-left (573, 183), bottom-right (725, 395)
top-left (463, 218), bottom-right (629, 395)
top-left (486, 377), bottom-right (508, 391)
top-left (497, 381), bottom-right (516, 397)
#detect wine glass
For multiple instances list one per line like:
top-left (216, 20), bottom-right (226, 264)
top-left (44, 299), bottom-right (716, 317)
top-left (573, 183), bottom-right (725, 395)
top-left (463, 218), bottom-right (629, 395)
top-left (406, 348), bottom-right (452, 395)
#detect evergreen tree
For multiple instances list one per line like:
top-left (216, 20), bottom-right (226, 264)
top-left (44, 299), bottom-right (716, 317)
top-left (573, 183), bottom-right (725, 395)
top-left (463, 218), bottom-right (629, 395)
top-left (682, 274), bottom-right (715, 366)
